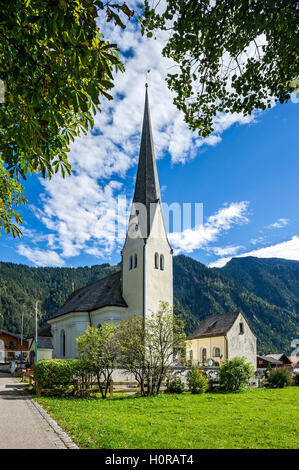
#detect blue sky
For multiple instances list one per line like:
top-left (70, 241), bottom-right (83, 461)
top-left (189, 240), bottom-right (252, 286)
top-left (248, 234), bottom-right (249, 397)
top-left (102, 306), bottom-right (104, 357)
top-left (2, 16), bottom-right (299, 268)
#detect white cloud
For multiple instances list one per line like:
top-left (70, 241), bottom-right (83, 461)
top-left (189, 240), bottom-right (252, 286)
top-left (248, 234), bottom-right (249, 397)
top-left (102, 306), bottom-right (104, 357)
top-left (17, 245), bottom-right (65, 267)
top-left (169, 201), bottom-right (249, 254)
top-left (209, 235), bottom-right (299, 268)
top-left (267, 218), bottom-right (289, 229)
top-left (212, 245), bottom-right (244, 257)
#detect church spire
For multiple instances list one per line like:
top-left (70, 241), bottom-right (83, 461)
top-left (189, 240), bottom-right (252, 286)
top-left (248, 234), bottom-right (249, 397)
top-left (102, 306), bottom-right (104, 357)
top-left (133, 85), bottom-right (161, 210)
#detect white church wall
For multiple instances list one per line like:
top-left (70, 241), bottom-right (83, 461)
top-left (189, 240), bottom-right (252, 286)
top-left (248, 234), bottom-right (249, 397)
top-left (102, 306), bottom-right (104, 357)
top-left (145, 203), bottom-right (173, 316)
top-left (226, 313), bottom-right (257, 368)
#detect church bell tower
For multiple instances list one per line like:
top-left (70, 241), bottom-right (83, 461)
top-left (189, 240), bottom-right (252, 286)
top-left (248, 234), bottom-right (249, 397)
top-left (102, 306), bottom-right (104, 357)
top-left (122, 85), bottom-right (173, 318)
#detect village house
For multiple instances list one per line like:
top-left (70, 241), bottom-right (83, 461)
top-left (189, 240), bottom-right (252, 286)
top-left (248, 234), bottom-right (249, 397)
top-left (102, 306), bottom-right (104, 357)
top-left (0, 329), bottom-right (29, 364)
top-left (28, 324), bottom-right (53, 365)
top-left (186, 311), bottom-right (257, 368)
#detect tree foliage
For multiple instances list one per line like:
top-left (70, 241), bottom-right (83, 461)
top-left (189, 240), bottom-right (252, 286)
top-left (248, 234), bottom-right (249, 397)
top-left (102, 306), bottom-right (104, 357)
top-left (218, 357), bottom-right (254, 391)
top-left (119, 302), bottom-right (186, 395)
top-left (0, 0), bottom-right (134, 236)
top-left (141, 0), bottom-right (299, 135)
top-left (77, 323), bottom-right (119, 398)
top-left (187, 366), bottom-right (208, 394)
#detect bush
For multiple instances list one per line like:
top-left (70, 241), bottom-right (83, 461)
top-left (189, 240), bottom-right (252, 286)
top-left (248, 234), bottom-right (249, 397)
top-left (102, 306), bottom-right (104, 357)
top-left (168, 377), bottom-right (185, 394)
top-left (34, 359), bottom-right (81, 388)
top-left (293, 373), bottom-right (299, 386)
top-left (218, 357), bottom-right (254, 391)
top-left (187, 366), bottom-right (208, 394)
top-left (268, 367), bottom-right (292, 388)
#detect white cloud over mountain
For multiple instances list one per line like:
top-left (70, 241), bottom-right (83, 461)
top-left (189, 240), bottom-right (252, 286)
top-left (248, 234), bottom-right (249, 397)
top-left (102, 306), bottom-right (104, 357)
top-left (209, 235), bottom-right (299, 268)
top-left (169, 202), bottom-right (249, 255)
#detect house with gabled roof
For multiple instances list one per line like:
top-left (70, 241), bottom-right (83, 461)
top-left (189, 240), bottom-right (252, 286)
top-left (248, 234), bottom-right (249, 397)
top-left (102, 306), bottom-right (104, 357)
top-left (186, 311), bottom-right (257, 368)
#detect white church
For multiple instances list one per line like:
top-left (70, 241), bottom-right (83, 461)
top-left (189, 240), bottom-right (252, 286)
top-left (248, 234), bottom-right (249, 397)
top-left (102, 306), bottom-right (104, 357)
top-left (49, 86), bottom-right (174, 359)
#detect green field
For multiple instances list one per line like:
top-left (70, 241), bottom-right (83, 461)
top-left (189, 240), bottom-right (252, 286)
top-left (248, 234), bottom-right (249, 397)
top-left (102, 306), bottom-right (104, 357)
top-left (35, 387), bottom-right (299, 449)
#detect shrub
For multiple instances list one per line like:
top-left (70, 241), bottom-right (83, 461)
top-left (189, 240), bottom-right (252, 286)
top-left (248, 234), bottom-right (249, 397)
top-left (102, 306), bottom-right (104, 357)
top-left (268, 367), bottom-right (292, 388)
top-left (218, 357), bottom-right (254, 391)
top-left (34, 359), bottom-right (81, 388)
top-left (168, 377), bottom-right (185, 394)
top-left (293, 373), bottom-right (299, 386)
top-left (187, 366), bottom-right (208, 394)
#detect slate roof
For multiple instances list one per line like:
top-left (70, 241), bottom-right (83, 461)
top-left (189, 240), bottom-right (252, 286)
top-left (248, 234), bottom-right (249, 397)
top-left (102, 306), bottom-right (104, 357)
top-left (133, 86), bottom-right (161, 237)
top-left (50, 271), bottom-right (127, 320)
top-left (265, 353), bottom-right (292, 364)
top-left (188, 311), bottom-right (240, 339)
top-left (257, 355), bottom-right (283, 365)
top-left (37, 336), bottom-right (53, 349)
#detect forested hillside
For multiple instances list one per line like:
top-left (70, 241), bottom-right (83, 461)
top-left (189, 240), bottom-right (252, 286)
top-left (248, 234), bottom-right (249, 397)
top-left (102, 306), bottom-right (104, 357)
top-left (0, 256), bottom-right (298, 353)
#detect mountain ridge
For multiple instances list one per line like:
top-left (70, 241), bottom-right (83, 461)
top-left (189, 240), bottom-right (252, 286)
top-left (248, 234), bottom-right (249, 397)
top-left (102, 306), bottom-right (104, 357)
top-left (0, 255), bottom-right (298, 353)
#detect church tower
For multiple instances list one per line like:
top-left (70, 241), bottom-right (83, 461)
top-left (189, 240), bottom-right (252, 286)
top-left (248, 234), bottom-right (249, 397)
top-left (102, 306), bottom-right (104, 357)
top-left (122, 85), bottom-right (173, 318)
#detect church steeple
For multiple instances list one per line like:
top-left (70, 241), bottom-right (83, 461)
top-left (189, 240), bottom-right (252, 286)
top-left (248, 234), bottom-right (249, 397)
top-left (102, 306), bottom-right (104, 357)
top-left (133, 86), bottom-right (161, 206)
top-left (122, 84), bottom-right (173, 319)
top-left (133, 86), bottom-right (162, 237)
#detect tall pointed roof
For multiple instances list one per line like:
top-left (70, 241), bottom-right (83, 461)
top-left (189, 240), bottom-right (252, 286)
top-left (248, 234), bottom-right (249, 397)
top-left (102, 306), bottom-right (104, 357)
top-left (133, 86), bottom-right (161, 208)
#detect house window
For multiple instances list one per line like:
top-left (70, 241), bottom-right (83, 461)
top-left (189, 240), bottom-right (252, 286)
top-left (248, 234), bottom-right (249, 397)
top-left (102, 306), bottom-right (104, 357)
top-left (134, 253), bottom-right (137, 269)
top-left (213, 347), bottom-right (221, 357)
top-left (160, 254), bottom-right (164, 271)
top-left (60, 330), bottom-right (66, 358)
top-left (239, 322), bottom-right (244, 334)
top-left (129, 255), bottom-right (133, 270)
top-left (155, 252), bottom-right (159, 269)
top-left (189, 350), bottom-right (193, 360)
top-left (201, 348), bottom-right (207, 363)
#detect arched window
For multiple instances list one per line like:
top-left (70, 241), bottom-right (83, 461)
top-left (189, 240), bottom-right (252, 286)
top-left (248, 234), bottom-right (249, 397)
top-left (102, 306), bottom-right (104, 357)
top-left (201, 347), bottom-right (207, 363)
top-left (189, 350), bottom-right (193, 360)
top-left (154, 252), bottom-right (159, 269)
top-left (129, 255), bottom-right (133, 270)
top-left (60, 330), bottom-right (66, 358)
top-left (212, 347), bottom-right (221, 357)
top-left (97, 324), bottom-right (102, 329)
top-left (160, 254), bottom-right (164, 271)
top-left (134, 253), bottom-right (137, 269)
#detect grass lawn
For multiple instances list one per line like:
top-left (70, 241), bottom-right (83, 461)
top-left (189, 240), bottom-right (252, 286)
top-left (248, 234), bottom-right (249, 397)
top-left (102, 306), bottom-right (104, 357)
top-left (34, 387), bottom-right (299, 449)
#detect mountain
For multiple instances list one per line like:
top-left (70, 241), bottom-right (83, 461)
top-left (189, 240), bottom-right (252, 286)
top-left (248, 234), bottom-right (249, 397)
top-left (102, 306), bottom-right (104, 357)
top-left (219, 257), bottom-right (299, 315)
top-left (0, 256), bottom-right (298, 353)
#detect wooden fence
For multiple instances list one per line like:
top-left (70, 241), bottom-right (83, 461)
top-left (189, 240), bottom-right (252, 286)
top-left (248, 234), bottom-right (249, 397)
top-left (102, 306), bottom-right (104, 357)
top-left (34, 379), bottom-right (169, 397)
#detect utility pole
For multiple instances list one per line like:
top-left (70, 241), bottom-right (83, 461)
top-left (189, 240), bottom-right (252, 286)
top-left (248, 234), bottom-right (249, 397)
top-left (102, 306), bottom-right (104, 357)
top-left (35, 301), bottom-right (39, 363)
top-left (20, 305), bottom-right (24, 369)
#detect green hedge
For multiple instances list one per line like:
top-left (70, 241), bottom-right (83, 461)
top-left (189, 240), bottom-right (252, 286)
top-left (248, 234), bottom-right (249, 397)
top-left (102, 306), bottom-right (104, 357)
top-left (34, 359), bottom-right (91, 388)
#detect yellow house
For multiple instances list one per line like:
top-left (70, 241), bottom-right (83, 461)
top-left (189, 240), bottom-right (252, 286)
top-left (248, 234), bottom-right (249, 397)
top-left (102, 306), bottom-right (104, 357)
top-left (186, 311), bottom-right (257, 368)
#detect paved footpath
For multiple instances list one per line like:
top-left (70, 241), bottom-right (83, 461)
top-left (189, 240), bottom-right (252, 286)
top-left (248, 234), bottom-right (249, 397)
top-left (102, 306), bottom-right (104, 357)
top-left (0, 372), bottom-right (77, 449)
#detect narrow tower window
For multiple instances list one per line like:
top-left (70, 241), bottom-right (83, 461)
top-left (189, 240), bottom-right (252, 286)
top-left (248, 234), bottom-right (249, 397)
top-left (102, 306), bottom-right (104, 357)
top-left (60, 330), bottom-right (66, 358)
top-left (154, 252), bottom-right (159, 269)
top-left (160, 254), bottom-right (164, 271)
top-left (134, 253), bottom-right (137, 268)
top-left (129, 255), bottom-right (133, 270)
top-left (239, 322), bottom-right (244, 334)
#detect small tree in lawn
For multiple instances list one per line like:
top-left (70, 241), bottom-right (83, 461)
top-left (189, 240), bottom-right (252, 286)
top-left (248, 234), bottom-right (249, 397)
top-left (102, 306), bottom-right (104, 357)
top-left (77, 323), bottom-right (119, 399)
top-left (144, 301), bottom-right (186, 395)
top-left (119, 315), bottom-right (146, 396)
top-left (119, 302), bottom-right (186, 396)
top-left (219, 357), bottom-right (254, 392)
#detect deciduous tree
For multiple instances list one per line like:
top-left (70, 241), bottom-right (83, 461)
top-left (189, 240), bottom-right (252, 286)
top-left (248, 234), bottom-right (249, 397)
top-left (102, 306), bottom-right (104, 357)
top-left (141, 0), bottom-right (299, 136)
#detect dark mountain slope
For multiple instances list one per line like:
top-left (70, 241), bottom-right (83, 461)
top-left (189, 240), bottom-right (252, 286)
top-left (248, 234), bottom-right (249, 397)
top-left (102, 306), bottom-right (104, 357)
top-left (0, 256), bottom-right (298, 353)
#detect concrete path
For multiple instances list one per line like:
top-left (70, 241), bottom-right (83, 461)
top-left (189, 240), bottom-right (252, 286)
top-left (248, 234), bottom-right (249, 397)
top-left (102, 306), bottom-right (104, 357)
top-left (0, 372), bottom-right (71, 449)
